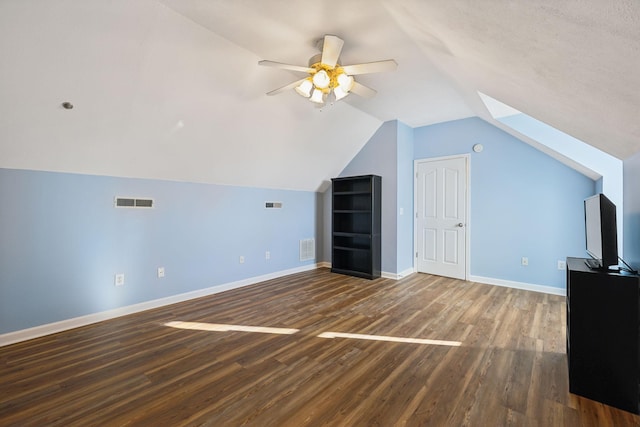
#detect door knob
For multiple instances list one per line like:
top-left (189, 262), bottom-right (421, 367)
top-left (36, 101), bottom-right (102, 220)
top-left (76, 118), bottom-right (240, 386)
top-left (456, 223), bottom-right (464, 227)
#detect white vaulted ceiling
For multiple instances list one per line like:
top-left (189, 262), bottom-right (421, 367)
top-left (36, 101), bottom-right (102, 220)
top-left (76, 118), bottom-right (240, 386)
top-left (0, 0), bottom-right (638, 191)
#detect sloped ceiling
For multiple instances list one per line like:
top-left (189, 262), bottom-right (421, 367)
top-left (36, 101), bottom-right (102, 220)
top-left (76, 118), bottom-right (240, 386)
top-left (0, 0), bottom-right (638, 191)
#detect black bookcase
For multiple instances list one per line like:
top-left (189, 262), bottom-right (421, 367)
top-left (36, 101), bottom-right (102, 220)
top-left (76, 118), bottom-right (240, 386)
top-left (566, 257), bottom-right (640, 413)
top-left (331, 175), bottom-right (381, 279)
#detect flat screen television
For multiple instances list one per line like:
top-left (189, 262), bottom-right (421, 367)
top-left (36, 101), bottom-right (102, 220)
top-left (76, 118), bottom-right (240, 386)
top-left (584, 193), bottom-right (618, 269)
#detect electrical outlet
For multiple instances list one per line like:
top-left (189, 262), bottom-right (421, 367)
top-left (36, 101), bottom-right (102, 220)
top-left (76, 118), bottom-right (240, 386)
top-left (157, 267), bottom-right (165, 278)
top-left (557, 260), bottom-right (566, 270)
top-left (265, 251), bottom-right (270, 260)
top-left (115, 273), bottom-right (125, 286)
top-left (521, 257), bottom-right (529, 266)
top-left (239, 256), bottom-right (245, 264)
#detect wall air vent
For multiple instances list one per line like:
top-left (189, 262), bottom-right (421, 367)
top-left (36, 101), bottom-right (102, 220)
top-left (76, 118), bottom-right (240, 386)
top-left (300, 238), bottom-right (315, 261)
top-left (265, 201), bottom-right (283, 209)
top-left (115, 197), bottom-right (154, 208)
top-left (135, 198), bottom-right (153, 208)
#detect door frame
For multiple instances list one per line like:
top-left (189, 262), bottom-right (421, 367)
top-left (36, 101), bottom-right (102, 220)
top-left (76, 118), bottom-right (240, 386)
top-left (413, 154), bottom-right (471, 280)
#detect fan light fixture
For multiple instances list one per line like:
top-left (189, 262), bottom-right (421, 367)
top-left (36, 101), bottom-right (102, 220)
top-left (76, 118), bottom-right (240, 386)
top-left (295, 79), bottom-right (313, 98)
top-left (333, 85), bottom-right (349, 101)
top-left (259, 35), bottom-right (398, 107)
top-left (309, 88), bottom-right (325, 104)
top-left (312, 69), bottom-right (330, 89)
top-left (297, 64), bottom-right (355, 104)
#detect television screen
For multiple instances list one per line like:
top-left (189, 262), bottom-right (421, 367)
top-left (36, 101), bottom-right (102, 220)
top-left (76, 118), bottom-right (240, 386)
top-left (584, 193), bottom-right (618, 269)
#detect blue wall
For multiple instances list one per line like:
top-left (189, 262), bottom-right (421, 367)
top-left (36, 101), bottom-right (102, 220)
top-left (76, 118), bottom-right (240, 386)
top-left (324, 117), bottom-right (594, 288)
top-left (0, 168), bottom-right (318, 334)
top-left (414, 117), bottom-right (595, 288)
top-left (339, 121), bottom-right (399, 273)
top-left (624, 152), bottom-right (640, 270)
top-left (500, 112), bottom-right (623, 254)
top-left (396, 121), bottom-right (414, 274)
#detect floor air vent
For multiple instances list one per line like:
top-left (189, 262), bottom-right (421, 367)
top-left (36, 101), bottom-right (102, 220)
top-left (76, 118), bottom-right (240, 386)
top-left (115, 197), bottom-right (154, 208)
top-left (300, 238), bottom-right (315, 261)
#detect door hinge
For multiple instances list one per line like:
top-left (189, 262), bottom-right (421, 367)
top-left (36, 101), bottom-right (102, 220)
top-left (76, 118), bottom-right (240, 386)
top-left (415, 252), bottom-right (418, 258)
top-left (415, 172), bottom-right (418, 179)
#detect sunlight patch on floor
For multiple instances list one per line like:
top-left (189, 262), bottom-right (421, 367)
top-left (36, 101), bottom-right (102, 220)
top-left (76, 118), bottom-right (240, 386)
top-left (318, 331), bottom-right (461, 346)
top-left (164, 321), bottom-right (461, 346)
top-left (164, 321), bottom-right (299, 335)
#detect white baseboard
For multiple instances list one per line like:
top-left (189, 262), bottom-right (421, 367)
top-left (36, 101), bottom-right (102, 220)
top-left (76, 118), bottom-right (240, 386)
top-left (398, 267), bottom-right (416, 279)
top-left (381, 268), bottom-right (415, 280)
top-left (468, 275), bottom-right (565, 296)
top-left (0, 263), bottom-right (321, 348)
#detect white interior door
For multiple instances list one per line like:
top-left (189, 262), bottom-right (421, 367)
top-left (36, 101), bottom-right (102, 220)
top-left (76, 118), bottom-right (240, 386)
top-left (415, 156), bottom-right (468, 279)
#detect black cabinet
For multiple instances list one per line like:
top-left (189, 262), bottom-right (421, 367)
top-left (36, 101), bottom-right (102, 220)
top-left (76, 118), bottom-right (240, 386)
top-left (566, 257), bottom-right (640, 413)
top-left (331, 175), bottom-right (381, 279)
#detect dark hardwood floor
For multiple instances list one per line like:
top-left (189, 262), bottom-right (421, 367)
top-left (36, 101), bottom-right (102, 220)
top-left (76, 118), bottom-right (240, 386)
top-left (1, 268), bottom-right (639, 426)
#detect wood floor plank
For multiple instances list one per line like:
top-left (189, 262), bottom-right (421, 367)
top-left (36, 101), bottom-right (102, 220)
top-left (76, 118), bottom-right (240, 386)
top-left (1, 268), bottom-right (639, 426)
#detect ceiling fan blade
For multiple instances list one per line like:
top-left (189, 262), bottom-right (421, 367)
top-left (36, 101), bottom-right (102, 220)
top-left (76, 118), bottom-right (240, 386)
top-left (341, 60), bottom-right (398, 75)
top-left (350, 82), bottom-right (377, 98)
top-left (266, 78), bottom-right (307, 96)
top-left (321, 35), bottom-right (344, 68)
top-left (258, 60), bottom-right (314, 74)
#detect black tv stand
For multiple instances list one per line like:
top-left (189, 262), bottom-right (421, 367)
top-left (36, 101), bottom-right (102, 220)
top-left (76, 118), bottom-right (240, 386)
top-left (566, 257), bottom-right (640, 414)
top-left (584, 258), bottom-right (602, 270)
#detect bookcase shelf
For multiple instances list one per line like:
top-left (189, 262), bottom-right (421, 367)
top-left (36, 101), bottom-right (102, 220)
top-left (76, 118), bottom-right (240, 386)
top-left (331, 175), bottom-right (381, 279)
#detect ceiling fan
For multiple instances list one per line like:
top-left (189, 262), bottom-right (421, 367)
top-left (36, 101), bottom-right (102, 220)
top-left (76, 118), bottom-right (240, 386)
top-left (258, 35), bottom-right (397, 106)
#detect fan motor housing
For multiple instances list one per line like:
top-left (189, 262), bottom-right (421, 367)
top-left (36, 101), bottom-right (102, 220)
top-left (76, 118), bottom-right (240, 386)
top-left (308, 54), bottom-right (324, 67)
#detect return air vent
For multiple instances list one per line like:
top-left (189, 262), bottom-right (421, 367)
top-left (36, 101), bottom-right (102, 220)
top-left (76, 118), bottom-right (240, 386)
top-left (265, 201), bottom-right (283, 209)
top-left (115, 197), bottom-right (154, 209)
top-left (300, 238), bottom-right (315, 261)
